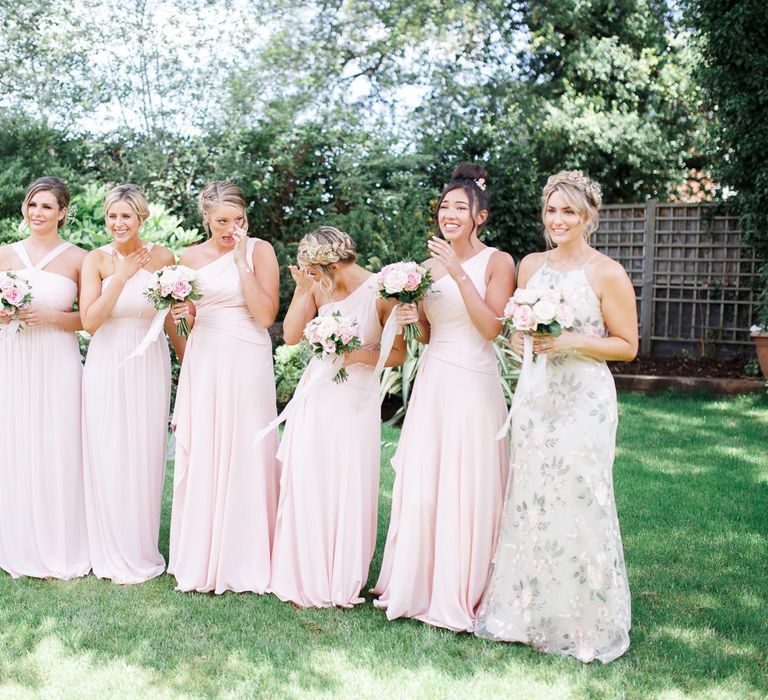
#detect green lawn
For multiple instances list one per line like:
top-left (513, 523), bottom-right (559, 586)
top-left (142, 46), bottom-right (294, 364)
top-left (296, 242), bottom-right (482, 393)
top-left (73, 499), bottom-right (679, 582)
top-left (1, 393), bottom-right (766, 699)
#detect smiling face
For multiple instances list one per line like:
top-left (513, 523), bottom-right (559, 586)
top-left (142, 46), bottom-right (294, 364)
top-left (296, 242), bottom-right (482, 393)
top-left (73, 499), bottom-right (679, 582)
top-left (543, 189), bottom-right (588, 246)
top-left (437, 187), bottom-right (487, 241)
top-left (24, 190), bottom-right (66, 235)
top-left (204, 204), bottom-right (245, 247)
top-left (106, 199), bottom-right (142, 245)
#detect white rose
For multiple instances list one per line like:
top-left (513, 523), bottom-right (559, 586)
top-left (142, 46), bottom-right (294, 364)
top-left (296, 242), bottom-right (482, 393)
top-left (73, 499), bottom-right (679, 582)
top-left (315, 316), bottom-right (337, 340)
top-left (383, 270), bottom-right (409, 295)
top-left (532, 300), bottom-right (557, 324)
top-left (539, 289), bottom-right (561, 305)
top-left (513, 288), bottom-right (540, 305)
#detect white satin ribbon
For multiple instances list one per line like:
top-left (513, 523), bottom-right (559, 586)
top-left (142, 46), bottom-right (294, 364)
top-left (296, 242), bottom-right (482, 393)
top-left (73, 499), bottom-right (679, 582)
top-left (370, 306), bottom-right (399, 396)
top-left (123, 309), bottom-right (168, 363)
top-left (496, 334), bottom-right (549, 440)
top-left (0, 319), bottom-right (22, 341)
top-left (253, 354), bottom-right (344, 446)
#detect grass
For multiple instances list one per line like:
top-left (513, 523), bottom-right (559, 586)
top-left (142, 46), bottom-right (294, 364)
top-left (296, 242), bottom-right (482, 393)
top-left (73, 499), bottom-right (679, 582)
top-left (0, 392), bottom-right (766, 699)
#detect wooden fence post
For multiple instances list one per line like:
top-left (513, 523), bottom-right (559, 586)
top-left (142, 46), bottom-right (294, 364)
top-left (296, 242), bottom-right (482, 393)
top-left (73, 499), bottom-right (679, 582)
top-left (639, 198), bottom-right (656, 356)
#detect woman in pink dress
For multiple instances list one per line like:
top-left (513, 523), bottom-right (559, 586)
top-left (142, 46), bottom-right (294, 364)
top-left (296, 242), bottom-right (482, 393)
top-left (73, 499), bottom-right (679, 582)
top-left (475, 172), bottom-right (637, 663)
top-left (0, 176), bottom-right (90, 579)
top-left (373, 163), bottom-right (516, 631)
top-left (268, 227), bottom-right (405, 608)
top-left (80, 184), bottom-right (182, 584)
top-left (168, 180), bottom-right (280, 594)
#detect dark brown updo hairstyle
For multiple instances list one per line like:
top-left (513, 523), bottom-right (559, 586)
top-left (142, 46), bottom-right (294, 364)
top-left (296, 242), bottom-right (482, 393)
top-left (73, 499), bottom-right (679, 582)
top-left (435, 162), bottom-right (490, 241)
top-left (22, 176), bottom-right (71, 230)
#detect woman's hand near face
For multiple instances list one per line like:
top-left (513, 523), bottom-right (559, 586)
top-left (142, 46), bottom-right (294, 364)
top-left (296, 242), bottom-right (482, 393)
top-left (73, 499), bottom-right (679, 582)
top-left (426, 237), bottom-right (464, 280)
top-left (232, 226), bottom-right (249, 268)
top-left (288, 264), bottom-right (315, 294)
top-left (112, 247), bottom-right (150, 282)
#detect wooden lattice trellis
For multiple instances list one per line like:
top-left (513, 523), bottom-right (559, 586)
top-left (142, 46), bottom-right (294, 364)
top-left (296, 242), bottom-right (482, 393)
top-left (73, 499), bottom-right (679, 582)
top-left (596, 200), bottom-right (761, 358)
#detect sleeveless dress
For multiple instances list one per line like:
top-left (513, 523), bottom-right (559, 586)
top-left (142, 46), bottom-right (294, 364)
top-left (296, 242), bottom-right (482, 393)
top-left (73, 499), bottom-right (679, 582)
top-left (0, 241), bottom-right (90, 579)
top-left (475, 259), bottom-right (632, 663)
top-left (169, 238), bottom-right (280, 593)
top-left (373, 247), bottom-right (509, 631)
top-left (269, 282), bottom-right (383, 607)
top-left (81, 244), bottom-right (171, 584)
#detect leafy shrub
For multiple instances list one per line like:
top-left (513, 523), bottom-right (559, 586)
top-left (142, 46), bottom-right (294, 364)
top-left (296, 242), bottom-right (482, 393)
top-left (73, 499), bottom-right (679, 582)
top-left (274, 342), bottom-right (311, 406)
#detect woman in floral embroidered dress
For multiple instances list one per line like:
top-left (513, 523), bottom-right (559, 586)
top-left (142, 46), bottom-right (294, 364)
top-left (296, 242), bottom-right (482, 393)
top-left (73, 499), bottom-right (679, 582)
top-left (475, 171), bottom-right (638, 663)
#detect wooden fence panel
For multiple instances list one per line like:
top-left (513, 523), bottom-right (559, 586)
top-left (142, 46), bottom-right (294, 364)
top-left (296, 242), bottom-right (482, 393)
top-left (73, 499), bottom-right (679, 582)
top-left (595, 201), bottom-right (761, 358)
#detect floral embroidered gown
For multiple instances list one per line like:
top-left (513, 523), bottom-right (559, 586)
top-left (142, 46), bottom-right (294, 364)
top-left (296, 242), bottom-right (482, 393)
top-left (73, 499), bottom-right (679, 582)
top-left (475, 260), bottom-right (631, 663)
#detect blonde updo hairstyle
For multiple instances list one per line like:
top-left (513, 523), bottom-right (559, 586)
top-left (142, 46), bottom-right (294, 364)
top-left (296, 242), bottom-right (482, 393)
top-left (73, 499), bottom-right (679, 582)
top-left (22, 176), bottom-right (71, 229)
top-left (198, 180), bottom-right (247, 234)
top-left (541, 170), bottom-right (602, 246)
top-left (103, 184), bottom-right (150, 225)
top-left (296, 226), bottom-right (357, 293)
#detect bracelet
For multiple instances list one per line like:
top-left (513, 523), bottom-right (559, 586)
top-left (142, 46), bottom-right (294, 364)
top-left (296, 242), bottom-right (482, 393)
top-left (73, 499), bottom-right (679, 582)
top-left (457, 274), bottom-right (468, 284)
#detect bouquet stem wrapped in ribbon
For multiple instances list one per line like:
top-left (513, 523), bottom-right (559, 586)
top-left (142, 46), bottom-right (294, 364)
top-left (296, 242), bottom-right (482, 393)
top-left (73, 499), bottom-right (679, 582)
top-left (124, 264), bottom-right (202, 363)
top-left (374, 261), bottom-right (433, 342)
top-left (145, 265), bottom-right (202, 337)
top-left (254, 311), bottom-right (363, 445)
top-left (0, 270), bottom-right (33, 340)
top-left (496, 287), bottom-right (575, 439)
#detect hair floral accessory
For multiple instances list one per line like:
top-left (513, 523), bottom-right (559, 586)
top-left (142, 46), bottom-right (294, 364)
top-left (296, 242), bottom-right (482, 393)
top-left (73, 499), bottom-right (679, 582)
top-left (548, 171), bottom-right (602, 207)
top-left (474, 178), bottom-right (487, 192)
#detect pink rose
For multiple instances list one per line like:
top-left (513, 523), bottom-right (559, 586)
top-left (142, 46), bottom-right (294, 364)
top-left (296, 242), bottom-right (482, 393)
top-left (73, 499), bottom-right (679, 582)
top-left (403, 271), bottom-right (421, 291)
top-left (171, 279), bottom-right (192, 300)
top-left (503, 298), bottom-right (519, 318)
top-left (2, 288), bottom-right (23, 306)
top-left (512, 304), bottom-right (536, 331)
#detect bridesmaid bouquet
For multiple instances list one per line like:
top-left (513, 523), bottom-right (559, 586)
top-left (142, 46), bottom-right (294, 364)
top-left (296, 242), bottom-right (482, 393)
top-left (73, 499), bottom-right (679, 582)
top-left (375, 261), bottom-right (433, 341)
top-left (303, 311), bottom-right (363, 383)
top-left (502, 288), bottom-right (574, 336)
top-left (0, 270), bottom-right (33, 334)
top-left (145, 265), bottom-right (202, 336)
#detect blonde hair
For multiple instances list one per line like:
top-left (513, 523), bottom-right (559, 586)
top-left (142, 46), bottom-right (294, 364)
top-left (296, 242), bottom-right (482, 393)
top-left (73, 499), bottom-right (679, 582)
top-left (199, 180), bottom-right (247, 232)
top-left (103, 184), bottom-right (150, 224)
top-left (541, 170), bottom-right (602, 245)
top-left (297, 226), bottom-right (357, 292)
top-left (22, 177), bottom-right (71, 230)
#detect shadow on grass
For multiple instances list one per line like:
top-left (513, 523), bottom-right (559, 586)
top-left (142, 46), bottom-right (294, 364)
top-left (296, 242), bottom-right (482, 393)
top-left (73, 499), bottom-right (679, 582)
top-left (0, 395), bottom-right (766, 698)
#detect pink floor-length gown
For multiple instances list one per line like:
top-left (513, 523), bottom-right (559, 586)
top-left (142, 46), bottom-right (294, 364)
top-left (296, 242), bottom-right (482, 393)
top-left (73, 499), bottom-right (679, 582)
top-left (373, 246), bottom-right (509, 632)
top-left (81, 244), bottom-right (170, 584)
top-left (0, 241), bottom-right (90, 579)
top-left (269, 282), bottom-right (382, 607)
top-left (168, 238), bottom-right (280, 593)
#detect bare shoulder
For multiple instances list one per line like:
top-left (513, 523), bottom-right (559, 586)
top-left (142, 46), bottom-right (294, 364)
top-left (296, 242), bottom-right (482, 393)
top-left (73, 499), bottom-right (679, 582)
top-left (151, 244), bottom-right (176, 266)
top-left (592, 253), bottom-right (630, 282)
top-left (252, 238), bottom-right (276, 256)
top-left (518, 251), bottom-right (546, 275)
top-left (64, 243), bottom-right (88, 264)
top-left (179, 242), bottom-right (207, 267)
top-left (0, 243), bottom-right (15, 266)
top-left (83, 247), bottom-right (106, 264)
top-left (489, 249), bottom-right (515, 272)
